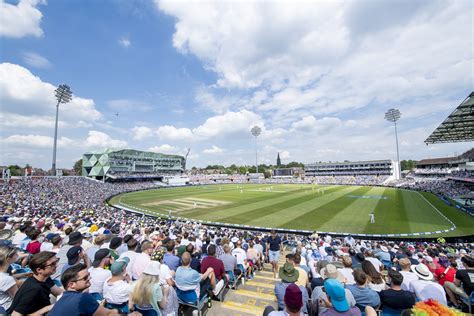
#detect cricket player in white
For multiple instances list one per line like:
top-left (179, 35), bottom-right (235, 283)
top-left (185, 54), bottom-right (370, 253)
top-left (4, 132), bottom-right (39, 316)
top-left (369, 213), bottom-right (375, 224)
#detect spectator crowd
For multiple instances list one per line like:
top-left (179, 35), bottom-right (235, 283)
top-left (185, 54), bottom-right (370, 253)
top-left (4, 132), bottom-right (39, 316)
top-left (0, 177), bottom-right (472, 315)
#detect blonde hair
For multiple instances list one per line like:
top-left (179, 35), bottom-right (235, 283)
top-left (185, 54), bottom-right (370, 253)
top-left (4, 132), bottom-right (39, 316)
top-left (0, 246), bottom-right (16, 269)
top-left (130, 273), bottom-right (160, 306)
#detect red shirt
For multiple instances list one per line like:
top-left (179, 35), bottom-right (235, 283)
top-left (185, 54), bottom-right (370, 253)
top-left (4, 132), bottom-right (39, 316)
top-left (201, 256), bottom-right (226, 281)
top-left (434, 267), bottom-right (456, 286)
top-left (26, 240), bottom-right (41, 254)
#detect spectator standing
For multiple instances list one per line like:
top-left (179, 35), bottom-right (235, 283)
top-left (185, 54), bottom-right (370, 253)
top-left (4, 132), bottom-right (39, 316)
top-left (267, 230), bottom-right (282, 278)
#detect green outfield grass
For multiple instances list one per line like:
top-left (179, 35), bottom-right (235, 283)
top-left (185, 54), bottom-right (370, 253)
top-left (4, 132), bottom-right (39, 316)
top-left (109, 184), bottom-right (474, 237)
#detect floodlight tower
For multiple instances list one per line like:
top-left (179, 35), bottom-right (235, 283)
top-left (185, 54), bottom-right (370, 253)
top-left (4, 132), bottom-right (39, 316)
top-left (51, 84), bottom-right (72, 176)
top-left (251, 126), bottom-right (261, 174)
top-left (385, 108), bottom-right (401, 179)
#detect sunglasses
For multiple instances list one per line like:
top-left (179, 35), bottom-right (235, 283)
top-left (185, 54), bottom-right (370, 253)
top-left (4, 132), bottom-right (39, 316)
top-left (73, 273), bottom-right (90, 282)
top-left (44, 258), bottom-right (60, 268)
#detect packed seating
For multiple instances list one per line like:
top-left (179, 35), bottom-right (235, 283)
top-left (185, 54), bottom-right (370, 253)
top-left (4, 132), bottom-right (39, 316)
top-left (0, 177), bottom-right (472, 315)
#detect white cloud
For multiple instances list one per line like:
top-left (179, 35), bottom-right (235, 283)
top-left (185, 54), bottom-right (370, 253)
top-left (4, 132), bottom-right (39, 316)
top-left (22, 51), bottom-right (51, 68)
top-left (0, 112), bottom-right (68, 129)
top-left (203, 145), bottom-right (223, 154)
top-left (132, 126), bottom-right (154, 140)
top-left (148, 144), bottom-right (179, 154)
top-left (84, 131), bottom-right (127, 149)
top-left (156, 125), bottom-right (194, 141)
top-left (0, 0), bottom-right (45, 38)
top-left (0, 63), bottom-right (102, 123)
top-left (1, 134), bottom-right (75, 148)
top-left (279, 150), bottom-right (290, 160)
top-left (107, 99), bottom-right (151, 112)
top-left (118, 37), bottom-right (131, 47)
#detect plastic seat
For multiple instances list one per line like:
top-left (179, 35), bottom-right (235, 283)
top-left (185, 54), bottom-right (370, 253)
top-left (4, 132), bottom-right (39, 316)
top-left (460, 292), bottom-right (474, 314)
top-left (382, 305), bottom-right (402, 316)
top-left (176, 289), bottom-right (208, 316)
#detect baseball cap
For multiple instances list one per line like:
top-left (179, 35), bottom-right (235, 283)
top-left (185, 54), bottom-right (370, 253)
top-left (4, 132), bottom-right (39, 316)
top-left (324, 278), bottom-right (349, 312)
top-left (67, 246), bottom-right (83, 265)
top-left (92, 249), bottom-right (111, 267)
top-left (68, 232), bottom-right (83, 245)
top-left (110, 257), bottom-right (129, 276)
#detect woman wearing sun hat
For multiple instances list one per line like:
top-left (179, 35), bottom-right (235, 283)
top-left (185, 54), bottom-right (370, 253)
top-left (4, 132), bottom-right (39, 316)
top-left (130, 261), bottom-right (169, 313)
top-left (151, 249), bottom-right (179, 316)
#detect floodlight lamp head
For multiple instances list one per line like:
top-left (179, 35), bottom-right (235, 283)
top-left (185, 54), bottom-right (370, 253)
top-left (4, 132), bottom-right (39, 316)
top-left (55, 84), bottom-right (72, 104)
top-left (251, 125), bottom-right (261, 137)
top-left (384, 108), bottom-right (401, 123)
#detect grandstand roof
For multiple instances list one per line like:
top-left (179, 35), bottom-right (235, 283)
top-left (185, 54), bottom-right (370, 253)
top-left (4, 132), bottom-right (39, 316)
top-left (417, 157), bottom-right (456, 166)
top-left (425, 92), bottom-right (474, 144)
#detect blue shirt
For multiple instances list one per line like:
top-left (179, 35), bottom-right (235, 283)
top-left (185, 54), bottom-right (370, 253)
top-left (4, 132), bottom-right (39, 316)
top-left (49, 291), bottom-right (99, 316)
top-left (267, 236), bottom-right (282, 251)
top-left (346, 285), bottom-right (380, 308)
top-left (163, 253), bottom-right (180, 271)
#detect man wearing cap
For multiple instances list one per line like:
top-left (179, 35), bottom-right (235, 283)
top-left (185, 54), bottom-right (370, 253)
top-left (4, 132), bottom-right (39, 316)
top-left (62, 246), bottom-right (90, 275)
top-left (311, 264), bottom-right (355, 314)
top-left (54, 231), bottom-right (83, 280)
top-left (408, 263), bottom-right (447, 305)
top-left (103, 257), bottom-right (132, 313)
top-left (320, 279), bottom-right (362, 315)
top-left (88, 249), bottom-right (113, 300)
top-left (267, 230), bottom-right (282, 278)
top-left (264, 283), bottom-right (305, 316)
top-left (275, 263), bottom-right (308, 313)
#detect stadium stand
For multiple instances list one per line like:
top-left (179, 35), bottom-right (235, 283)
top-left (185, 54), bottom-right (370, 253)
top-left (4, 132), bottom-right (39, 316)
top-left (0, 176), bottom-right (473, 315)
top-left (82, 149), bottom-right (186, 181)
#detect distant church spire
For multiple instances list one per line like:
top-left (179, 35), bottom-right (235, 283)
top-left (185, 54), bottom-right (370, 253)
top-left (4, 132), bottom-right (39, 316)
top-left (277, 152), bottom-right (281, 167)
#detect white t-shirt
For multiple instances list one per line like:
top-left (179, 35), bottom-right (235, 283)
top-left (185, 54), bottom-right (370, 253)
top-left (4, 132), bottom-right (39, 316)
top-left (119, 251), bottom-right (138, 277)
top-left (0, 272), bottom-right (16, 310)
top-left (88, 267), bottom-right (112, 294)
top-left (131, 253), bottom-right (150, 280)
top-left (365, 257), bottom-right (383, 273)
top-left (11, 232), bottom-right (27, 246)
top-left (409, 280), bottom-right (447, 305)
top-left (159, 263), bottom-right (173, 286)
top-left (102, 277), bottom-right (132, 304)
top-left (232, 248), bottom-right (247, 266)
top-left (400, 271), bottom-right (419, 291)
top-left (340, 268), bottom-right (355, 285)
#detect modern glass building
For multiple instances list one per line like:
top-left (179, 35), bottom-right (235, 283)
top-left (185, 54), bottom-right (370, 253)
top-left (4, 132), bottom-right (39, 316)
top-left (82, 149), bottom-right (185, 180)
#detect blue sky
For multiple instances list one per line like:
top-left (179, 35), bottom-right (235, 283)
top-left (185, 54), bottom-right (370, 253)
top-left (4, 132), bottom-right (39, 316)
top-left (0, 0), bottom-right (473, 169)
